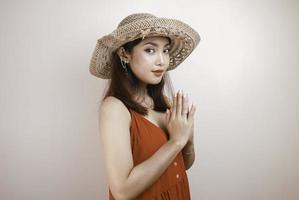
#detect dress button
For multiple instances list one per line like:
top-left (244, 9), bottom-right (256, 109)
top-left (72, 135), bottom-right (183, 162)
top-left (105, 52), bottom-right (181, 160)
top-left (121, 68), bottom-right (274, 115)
top-left (174, 161), bottom-right (177, 166)
top-left (176, 174), bottom-right (180, 179)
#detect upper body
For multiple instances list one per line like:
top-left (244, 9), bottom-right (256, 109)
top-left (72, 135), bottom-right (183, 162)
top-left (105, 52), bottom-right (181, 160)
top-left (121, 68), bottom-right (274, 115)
top-left (89, 13), bottom-right (199, 200)
top-left (99, 93), bottom-right (196, 199)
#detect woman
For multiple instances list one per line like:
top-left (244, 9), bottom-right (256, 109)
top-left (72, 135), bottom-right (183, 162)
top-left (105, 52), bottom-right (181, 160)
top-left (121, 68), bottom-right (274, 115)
top-left (89, 13), bottom-right (200, 200)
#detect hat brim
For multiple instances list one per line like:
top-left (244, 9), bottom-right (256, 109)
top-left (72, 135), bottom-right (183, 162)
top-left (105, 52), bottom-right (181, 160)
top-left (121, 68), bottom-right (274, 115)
top-left (89, 17), bottom-right (200, 79)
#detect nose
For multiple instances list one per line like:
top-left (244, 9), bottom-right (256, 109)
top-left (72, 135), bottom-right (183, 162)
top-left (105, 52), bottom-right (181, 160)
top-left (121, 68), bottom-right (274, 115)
top-left (156, 52), bottom-right (166, 66)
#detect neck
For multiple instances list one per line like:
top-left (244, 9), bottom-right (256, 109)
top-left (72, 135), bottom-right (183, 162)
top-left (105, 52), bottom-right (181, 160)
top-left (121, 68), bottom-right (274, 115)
top-left (133, 84), bottom-right (154, 109)
top-left (133, 82), bottom-right (148, 98)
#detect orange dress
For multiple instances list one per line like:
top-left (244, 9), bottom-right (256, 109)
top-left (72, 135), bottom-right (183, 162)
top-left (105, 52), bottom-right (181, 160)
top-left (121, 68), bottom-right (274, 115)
top-left (108, 109), bottom-right (191, 200)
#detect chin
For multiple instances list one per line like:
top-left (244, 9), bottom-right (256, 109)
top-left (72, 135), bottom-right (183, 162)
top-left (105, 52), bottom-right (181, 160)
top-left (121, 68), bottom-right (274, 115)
top-left (141, 75), bottom-right (163, 85)
top-left (150, 78), bottom-right (163, 85)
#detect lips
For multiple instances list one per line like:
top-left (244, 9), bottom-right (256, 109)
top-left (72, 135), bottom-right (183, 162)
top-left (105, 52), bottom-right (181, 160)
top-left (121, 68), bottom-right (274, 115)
top-left (152, 70), bottom-right (164, 77)
top-left (152, 70), bottom-right (164, 73)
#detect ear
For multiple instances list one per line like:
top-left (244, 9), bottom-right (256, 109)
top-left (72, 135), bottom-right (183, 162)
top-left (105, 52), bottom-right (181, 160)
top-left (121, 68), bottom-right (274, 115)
top-left (116, 47), bottom-right (131, 62)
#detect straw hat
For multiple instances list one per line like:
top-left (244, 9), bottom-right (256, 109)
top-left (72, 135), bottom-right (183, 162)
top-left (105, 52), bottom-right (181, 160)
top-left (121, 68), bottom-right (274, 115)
top-left (89, 13), bottom-right (200, 79)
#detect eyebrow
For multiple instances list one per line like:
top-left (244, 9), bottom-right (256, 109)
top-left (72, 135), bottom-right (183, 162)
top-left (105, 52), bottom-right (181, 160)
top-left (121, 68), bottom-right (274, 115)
top-left (143, 41), bottom-right (170, 47)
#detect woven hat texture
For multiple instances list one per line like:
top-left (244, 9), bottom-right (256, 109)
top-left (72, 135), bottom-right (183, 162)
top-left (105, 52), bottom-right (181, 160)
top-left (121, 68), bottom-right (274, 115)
top-left (89, 13), bottom-right (200, 79)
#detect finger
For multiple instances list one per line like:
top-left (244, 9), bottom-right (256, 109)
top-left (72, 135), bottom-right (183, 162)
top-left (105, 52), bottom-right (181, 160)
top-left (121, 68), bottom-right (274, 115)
top-left (165, 109), bottom-right (170, 122)
top-left (187, 103), bottom-right (193, 119)
top-left (176, 90), bottom-right (182, 116)
top-left (171, 93), bottom-right (177, 119)
top-left (188, 103), bottom-right (196, 121)
top-left (168, 95), bottom-right (174, 108)
top-left (182, 92), bottom-right (188, 117)
top-left (167, 108), bottom-right (172, 122)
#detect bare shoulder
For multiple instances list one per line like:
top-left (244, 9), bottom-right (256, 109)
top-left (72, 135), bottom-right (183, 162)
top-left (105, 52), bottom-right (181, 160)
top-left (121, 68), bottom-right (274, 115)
top-left (99, 96), bottom-right (131, 126)
top-left (100, 96), bottom-right (129, 112)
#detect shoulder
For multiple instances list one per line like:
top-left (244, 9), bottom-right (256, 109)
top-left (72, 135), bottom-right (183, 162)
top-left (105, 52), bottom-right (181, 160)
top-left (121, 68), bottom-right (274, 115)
top-left (100, 96), bottom-right (128, 111)
top-left (99, 96), bottom-right (131, 127)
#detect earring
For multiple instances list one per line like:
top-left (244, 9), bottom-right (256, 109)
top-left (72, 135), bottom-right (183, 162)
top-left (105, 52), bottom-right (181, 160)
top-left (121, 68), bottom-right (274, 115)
top-left (120, 59), bottom-right (128, 74)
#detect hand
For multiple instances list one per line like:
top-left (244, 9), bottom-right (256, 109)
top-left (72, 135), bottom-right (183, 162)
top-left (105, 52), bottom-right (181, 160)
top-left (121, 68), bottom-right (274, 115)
top-left (183, 95), bottom-right (196, 144)
top-left (188, 121), bottom-right (194, 143)
top-left (165, 90), bottom-right (196, 147)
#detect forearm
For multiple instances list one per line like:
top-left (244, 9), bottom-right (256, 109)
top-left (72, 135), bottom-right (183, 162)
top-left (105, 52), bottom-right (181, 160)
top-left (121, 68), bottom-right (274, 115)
top-left (182, 140), bottom-right (195, 170)
top-left (120, 140), bottom-right (184, 200)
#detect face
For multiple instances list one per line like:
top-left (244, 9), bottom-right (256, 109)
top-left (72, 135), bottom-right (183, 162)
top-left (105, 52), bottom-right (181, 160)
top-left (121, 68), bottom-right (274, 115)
top-left (127, 36), bottom-right (170, 85)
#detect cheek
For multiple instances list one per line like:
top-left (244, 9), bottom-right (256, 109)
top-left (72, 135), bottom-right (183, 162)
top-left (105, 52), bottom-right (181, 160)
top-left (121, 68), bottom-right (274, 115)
top-left (165, 55), bottom-right (170, 64)
top-left (136, 52), bottom-right (153, 64)
top-left (131, 52), bottom-right (153, 71)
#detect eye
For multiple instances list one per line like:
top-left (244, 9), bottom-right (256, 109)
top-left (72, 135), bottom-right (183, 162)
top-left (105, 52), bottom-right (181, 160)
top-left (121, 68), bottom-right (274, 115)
top-left (145, 48), bottom-right (155, 54)
top-left (164, 49), bottom-right (170, 54)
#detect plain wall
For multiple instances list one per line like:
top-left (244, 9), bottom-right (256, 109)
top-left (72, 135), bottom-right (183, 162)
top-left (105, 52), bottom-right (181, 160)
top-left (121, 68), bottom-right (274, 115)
top-left (1, 0), bottom-right (298, 199)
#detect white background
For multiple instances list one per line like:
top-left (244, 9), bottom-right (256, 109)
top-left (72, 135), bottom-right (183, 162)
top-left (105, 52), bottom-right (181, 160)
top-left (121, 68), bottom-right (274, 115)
top-left (1, 0), bottom-right (298, 199)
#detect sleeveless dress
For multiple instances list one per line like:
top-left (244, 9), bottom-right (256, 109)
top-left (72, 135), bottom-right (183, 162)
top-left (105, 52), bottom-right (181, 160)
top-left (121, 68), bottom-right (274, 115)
top-left (109, 108), bottom-right (191, 200)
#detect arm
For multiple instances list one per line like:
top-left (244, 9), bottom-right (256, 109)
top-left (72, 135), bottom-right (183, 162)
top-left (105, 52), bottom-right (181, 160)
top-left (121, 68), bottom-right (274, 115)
top-left (182, 139), bottom-right (195, 170)
top-left (99, 97), bottom-right (184, 200)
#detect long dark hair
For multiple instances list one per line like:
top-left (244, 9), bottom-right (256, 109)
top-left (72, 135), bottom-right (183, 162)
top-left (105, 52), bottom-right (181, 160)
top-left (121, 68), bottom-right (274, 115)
top-left (101, 37), bottom-right (175, 115)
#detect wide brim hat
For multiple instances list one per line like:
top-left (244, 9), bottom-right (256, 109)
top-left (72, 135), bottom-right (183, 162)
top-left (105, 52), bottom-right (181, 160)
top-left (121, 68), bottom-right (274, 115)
top-left (89, 13), bottom-right (201, 79)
